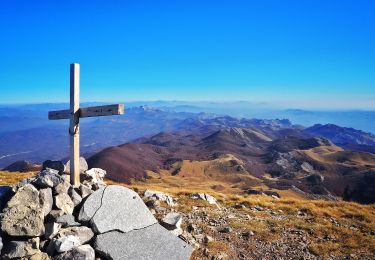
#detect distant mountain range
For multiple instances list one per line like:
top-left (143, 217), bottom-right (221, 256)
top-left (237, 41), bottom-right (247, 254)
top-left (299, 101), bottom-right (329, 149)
top-left (0, 103), bottom-right (375, 168)
top-left (305, 124), bottom-right (375, 154)
top-left (2, 103), bottom-right (375, 204)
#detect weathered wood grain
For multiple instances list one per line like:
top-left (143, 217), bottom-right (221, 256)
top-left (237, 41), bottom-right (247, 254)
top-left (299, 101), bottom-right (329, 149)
top-left (48, 109), bottom-right (70, 120)
top-left (70, 63), bottom-right (80, 186)
top-left (48, 104), bottom-right (124, 120)
top-left (80, 104), bottom-right (124, 118)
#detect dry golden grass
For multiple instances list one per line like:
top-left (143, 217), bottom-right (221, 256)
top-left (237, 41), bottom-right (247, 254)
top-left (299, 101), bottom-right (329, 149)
top-left (107, 154), bottom-right (304, 200)
top-left (108, 173), bottom-right (375, 258)
top-left (304, 146), bottom-right (375, 167)
top-left (0, 171), bottom-right (37, 186)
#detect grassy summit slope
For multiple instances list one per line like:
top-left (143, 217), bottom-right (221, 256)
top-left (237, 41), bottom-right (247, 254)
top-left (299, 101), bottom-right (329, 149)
top-left (2, 169), bottom-right (375, 259)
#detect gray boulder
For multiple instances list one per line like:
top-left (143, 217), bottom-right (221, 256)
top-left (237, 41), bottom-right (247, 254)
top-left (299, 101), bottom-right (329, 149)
top-left (39, 188), bottom-right (53, 216)
top-left (68, 186), bottom-right (82, 206)
top-left (54, 181), bottom-right (70, 194)
top-left (78, 185), bottom-right (157, 234)
top-left (46, 209), bottom-right (65, 222)
top-left (65, 157), bottom-right (88, 174)
top-left (144, 189), bottom-right (175, 206)
top-left (55, 193), bottom-right (74, 214)
top-left (191, 193), bottom-right (218, 205)
top-left (161, 212), bottom-right (183, 236)
top-left (53, 244), bottom-right (95, 260)
top-left (53, 235), bottom-right (81, 253)
top-left (79, 184), bottom-right (93, 199)
top-left (84, 168), bottom-right (106, 182)
top-left (204, 194), bottom-right (218, 205)
top-left (1, 184), bottom-right (45, 237)
top-left (1, 237), bottom-right (40, 258)
top-left (43, 160), bottom-right (65, 174)
top-left (94, 224), bottom-right (193, 260)
top-left (57, 226), bottom-right (94, 244)
top-left (161, 212), bottom-right (182, 229)
top-left (33, 168), bottom-right (64, 188)
top-left (56, 214), bottom-right (81, 227)
top-left (12, 176), bottom-right (36, 192)
top-left (44, 222), bottom-right (62, 240)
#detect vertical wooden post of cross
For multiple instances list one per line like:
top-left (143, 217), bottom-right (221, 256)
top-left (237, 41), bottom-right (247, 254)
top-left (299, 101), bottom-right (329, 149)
top-left (70, 63), bottom-right (80, 186)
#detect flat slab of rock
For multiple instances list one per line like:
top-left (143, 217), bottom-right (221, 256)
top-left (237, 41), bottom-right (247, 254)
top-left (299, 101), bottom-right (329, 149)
top-left (1, 184), bottom-right (45, 237)
top-left (94, 224), bottom-right (193, 260)
top-left (78, 185), bottom-right (157, 233)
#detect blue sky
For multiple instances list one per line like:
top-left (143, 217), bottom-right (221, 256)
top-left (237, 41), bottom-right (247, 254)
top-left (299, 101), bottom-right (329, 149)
top-left (0, 0), bottom-right (374, 108)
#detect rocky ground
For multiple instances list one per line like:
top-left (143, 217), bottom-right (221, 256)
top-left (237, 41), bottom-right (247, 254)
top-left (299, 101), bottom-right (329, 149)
top-left (0, 160), bottom-right (192, 259)
top-left (0, 160), bottom-right (375, 259)
top-left (140, 190), bottom-right (375, 260)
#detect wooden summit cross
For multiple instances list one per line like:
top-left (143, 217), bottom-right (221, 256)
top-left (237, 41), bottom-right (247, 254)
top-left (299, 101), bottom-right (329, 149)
top-left (48, 63), bottom-right (124, 186)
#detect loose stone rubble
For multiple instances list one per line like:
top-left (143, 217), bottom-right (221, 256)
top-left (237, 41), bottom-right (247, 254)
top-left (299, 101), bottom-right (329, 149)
top-left (0, 158), bottom-right (193, 259)
top-left (144, 189), bottom-right (176, 206)
top-left (191, 192), bottom-right (218, 205)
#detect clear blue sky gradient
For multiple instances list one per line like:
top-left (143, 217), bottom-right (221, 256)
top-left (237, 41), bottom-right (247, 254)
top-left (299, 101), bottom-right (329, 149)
top-left (0, 0), bottom-right (374, 108)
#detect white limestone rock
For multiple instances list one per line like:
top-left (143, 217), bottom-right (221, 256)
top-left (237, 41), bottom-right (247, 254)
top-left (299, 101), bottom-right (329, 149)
top-left (39, 188), bottom-right (53, 216)
top-left (53, 235), bottom-right (81, 253)
top-left (65, 157), bottom-right (88, 174)
top-left (53, 244), bottom-right (95, 260)
top-left (78, 185), bottom-right (157, 234)
top-left (55, 193), bottom-right (74, 215)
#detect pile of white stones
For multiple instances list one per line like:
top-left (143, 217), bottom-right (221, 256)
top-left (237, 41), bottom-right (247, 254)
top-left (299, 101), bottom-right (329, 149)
top-left (0, 160), bottom-right (193, 260)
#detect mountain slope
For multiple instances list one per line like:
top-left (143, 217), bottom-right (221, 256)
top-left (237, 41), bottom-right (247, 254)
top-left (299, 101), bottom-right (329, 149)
top-left (305, 124), bottom-right (375, 153)
top-left (88, 125), bottom-right (375, 204)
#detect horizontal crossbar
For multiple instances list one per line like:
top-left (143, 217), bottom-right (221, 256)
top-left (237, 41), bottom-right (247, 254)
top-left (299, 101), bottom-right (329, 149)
top-left (48, 104), bottom-right (124, 120)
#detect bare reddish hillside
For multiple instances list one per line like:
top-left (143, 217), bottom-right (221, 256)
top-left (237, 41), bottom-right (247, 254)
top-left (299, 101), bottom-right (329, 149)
top-left (87, 143), bottom-right (169, 183)
top-left (87, 126), bottom-right (375, 203)
top-left (3, 160), bottom-right (42, 172)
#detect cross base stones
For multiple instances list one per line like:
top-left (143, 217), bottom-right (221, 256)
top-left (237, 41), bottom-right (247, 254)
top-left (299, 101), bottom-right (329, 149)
top-left (0, 167), bottom-right (193, 259)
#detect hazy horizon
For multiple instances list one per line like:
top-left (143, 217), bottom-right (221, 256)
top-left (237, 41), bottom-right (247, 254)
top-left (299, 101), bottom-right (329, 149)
top-left (1, 100), bottom-right (375, 111)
